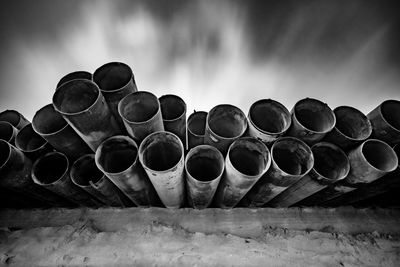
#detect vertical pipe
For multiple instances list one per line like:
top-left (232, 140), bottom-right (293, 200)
top-left (286, 98), bottom-right (336, 145)
top-left (95, 135), bottom-right (160, 207)
top-left (214, 137), bottom-right (271, 208)
top-left (32, 104), bottom-right (92, 160)
top-left (267, 142), bottom-right (350, 207)
top-left (159, 94), bottom-right (187, 149)
top-left (15, 123), bottom-right (53, 161)
top-left (367, 100), bottom-right (400, 146)
top-left (118, 91), bottom-right (164, 144)
top-left (138, 131), bottom-right (185, 208)
top-left (187, 111), bottom-right (207, 150)
top-left (93, 62), bottom-right (137, 130)
top-left (185, 145), bottom-right (224, 209)
top-left (240, 137), bottom-right (314, 207)
top-left (0, 110), bottom-right (30, 130)
top-left (0, 121), bottom-right (18, 145)
top-left (52, 79), bottom-right (122, 151)
top-left (56, 71), bottom-right (92, 89)
top-left (324, 106), bottom-right (372, 151)
top-left (204, 104), bottom-right (247, 156)
top-left (247, 99), bottom-right (291, 145)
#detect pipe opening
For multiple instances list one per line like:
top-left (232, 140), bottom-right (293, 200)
top-left (312, 144), bottom-right (349, 180)
top-left (208, 105), bottom-right (247, 138)
top-left (33, 153), bottom-right (68, 184)
top-left (57, 71), bottom-right (92, 89)
top-left (188, 112), bottom-right (207, 136)
top-left (0, 122), bottom-right (15, 142)
top-left (0, 141), bottom-right (11, 168)
top-left (33, 105), bottom-right (67, 134)
top-left (93, 62), bottom-right (132, 92)
top-left (381, 100), bottom-right (400, 131)
top-left (249, 100), bottom-right (291, 133)
top-left (16, 124), bottom-right (47, 151)
top-left (159, 95), bottom-right (186, 120)
top-left (187, 147), bottom-right (224, 181)
top-left (294, 99), bottom-right (335, 132)
top-left (119, 92), bottom-right (159, 123)
top-left (362, 140), bottom-right (398, 172)
top-left (334, 106), bottom-right (371, 140)
top-left (71, 155), bottom-right (103, 186)
top-left (0, 110), bottom-right (20, 127)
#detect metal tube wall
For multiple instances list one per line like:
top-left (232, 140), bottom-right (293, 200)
top-left (0, 110), bottom-right (30, 130)
top-left (187, 111), bottom-right (207, 150)
top-left (16, 123), bottom-right (53, 161)
top-left (0, 121), bottom-right (17, 145)
top-left (56, 71), bottom-right (92, 89)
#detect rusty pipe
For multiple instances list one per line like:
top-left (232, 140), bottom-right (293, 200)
top-left (240, 137), bottom-right (314, 207)
top-left (0, 121), bottom-right (17, 145)
top-left (95, 135), bottom-right (160, 207)
top-left (138, 131), bottom-right (185, 208)
top-left (187, 111), bottom-right (207, 150)
top-left (247, 99), bottom-right (291, 145)
top-left (32, 104), bottom-right (92, 159)
top-left (185, 145), bottom-right (224, 209)
top-left (56, 71), bottom-right (92, 89)
top-left (214, 137), bottom-right (271, 208)
top-left (118, 91), bottom-right (164, 143)
top-left (53, 79), bottom-right (122, 151)
top-left (286, 98), bottom-right (335, 145)
top-left (204, 104), bottom-right (247, 155)
top-left (15, 123), bottom-right (53, 161)
top-left (0, 110), bottom-right (30, 130)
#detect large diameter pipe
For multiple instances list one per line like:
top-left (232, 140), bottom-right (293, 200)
top-left (95, 135), bottom-right (160, 207)
top-left (214, 137), bottom-right (271, 208)
top-left (286, 98), bottom-right (336, 145)
top-left (56, 71), bottom-right (92, 89)
top-left (187, 111), bottom-right (207, 150)
top-left (32, 104), bottom-right (92, 159)
top-left (185, 145), bottom-right (224, 209)
top-left (267, 142), bottom-right (350, 207)
top-left (138, 131), bottom-right (185, 208)
top-left (247, 99), bottom-right (291, 145)
top-left (53, 79), bottom-right (122, 151)
top-left (0, 110), bottom-right (30, 130)
top-left (15, 123), bottom-right (53, 161)
top-left (93, 62), bottom-right (137, 130)
top-left (118, 91), bottom-right (164, 143)
top-left (367, 100), bottom-right (400, 146)
top-left (0, 121), bottom-right (17, 145)
top-left (204, 104), bottom-right (247, 155)
top-left (32, 152), bottom-right (103, 207)
top-left (159, 94), bottom-right (187, 149)
top-left (240, 137), bottom-right (314, 207)
top-left (324, 106), bottom-right (372, 151)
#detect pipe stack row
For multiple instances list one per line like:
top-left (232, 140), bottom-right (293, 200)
top-left (0, 61), bottom-right (399, 209)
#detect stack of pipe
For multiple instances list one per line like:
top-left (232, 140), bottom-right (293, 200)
top-left (1, 61), bottom-right (399, 209)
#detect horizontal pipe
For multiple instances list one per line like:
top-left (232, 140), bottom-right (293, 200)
top-left (15, 123), bottom-right (53, 161)
top-left (0, 110), bottom-right (30, 130)
top-left (0, 121), bottom-right (17, 145)
top-left (56, 71), bottom-right (92, 89)
top-left (187, 111), bottom-right (207, 150)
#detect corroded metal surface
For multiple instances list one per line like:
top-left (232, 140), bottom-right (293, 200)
top-left (15, 123), bottom-right (53, 161)
top-left (0, 110), bottom-right (30, 130)
top-left (187, 111), bottom-right (207, 150)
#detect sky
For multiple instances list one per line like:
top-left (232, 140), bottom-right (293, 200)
top-left (0, 0), bottom-right (399, 120)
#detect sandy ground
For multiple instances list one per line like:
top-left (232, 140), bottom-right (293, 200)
top-left (0, 219), bottom-right (399, 267)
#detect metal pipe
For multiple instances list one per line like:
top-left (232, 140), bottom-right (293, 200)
top-left (56, 71), bottom-right (92, 89)
top-left (53, 79), bottom-right (122, 151)
top-left (0, 110), bottom-right (30, 130)
top-left (214, 137), bottom-right (271, 208)
top-left (324, 106), bottom-right (372, 151)
top-left (267, 142), bottom-right (350, 207)
top-left (0, 121), bottom-right (17, 145)
top-left (286, 98), bottom-right (336, 145)
top-left (185, 145), bottom-right (224, 209)
top-left (93, 62), bottom-right (137, 131)
top-left (159, 94), bottom-right (187, 149)
top-left (247, 99), bottom-right (291, 145)
top-left (95, 135), bottom-right (160, 207)
top-left (240, 137), bottom-right (314, 207)
top-left (32, 104), bottom-right (92, 160)
top-left (15, 123), bottom-right (53, 161)
top-left (187, 111), bottom-right (207, 150)
top-left (118, 91), bottom-right (164, 143)
top-left (0, 187), bottom-right (46, 209)
top-left (367, 100), bottom-right (400, 146)
top-left (204, 104), bottom-right (247, 155)
top-left (138, 131), bottom-right (185, 208)
top-left (32, 151), bottom-right (103, 207)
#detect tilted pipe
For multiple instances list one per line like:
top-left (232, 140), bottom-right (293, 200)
top-left (0, 121), bottom-right (18, 145)
top-left (0, 110), bottom-right (30, 130)
top-left (185, 145), bottom-right (224, 209)
top-left (118, 91), bottom-right (164, 143)
top-left (159, 94), bottom-right (187, 149)
top-left (15, 123), bottom-right (53, 161)
top-left (240, 137), bottom-right (314, 207)
top-left (56, 71), bottom-right (92, 89)
top-left (247, 99), bottom-right (291, 145)
top-left (0, 187), bottom-right (46, 209)
top-left (95, 135), bottom-right (160, 207)
top-left (93, 62), bottom-right (137, 130)
top-left (187, 111), bottom-right (207, 150)
top-left (324, 106), bottom-right (372, 151)
top-left (267, 142), bottom-right (350, 207)
top-left (286, 98), bottom-right (336, 145)
top-left (53, 79), bottom-right (122, 151)
top-left (32, 104), bottom-right (92, 160)
top-left (138, 131), bottom-right (185, 208)
top-left (214, 137), bottom-right (271, 208)
top-left (204, 104), bottom-right (247, 156)
top-left (367, 100), bottom-right (400, 146)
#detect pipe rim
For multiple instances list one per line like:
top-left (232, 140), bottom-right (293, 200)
top-left (0, 139), bottom-right (12, 170)
top-left (118, 91), bottom-right (161, 125)
top-left (333, 106), bottom-right (372, 141)
top-left (32, 104), bottom-right (69, 137)
top-left (159, 94), bottom-right (187, 122)
top-left (56, 71), bottom-right (92, 89)
top-left (378, 99), bottom-right (400, 133)
top-left (188, 111), bottom-right (208, 137)
top-left (0, 121), bottom-right (16, 143)
top-left (0, 110), bottom-right (22, 128)
top-left (93, 62), bottom-right (134, 93)
top-left (358, 139), bottom-right (398, 173)
top-left (31, 151), bottom-right (70, 186)
top-left (71, 154), bottom-right (104, 187)
top-left (15, 123), bottom-right (48, 153)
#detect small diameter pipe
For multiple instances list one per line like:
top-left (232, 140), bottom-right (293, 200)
top-left (214, 137), bottom-right (271, 208)
top-left (95, 135), bottom-right (160, 207)
top-left (286, 98), bottom-right (336, 145)
top-left (0, 121), bottom-right (18, 145)
top-left (204, 104), bottom-right (247, 156)
top-left (139, 131), bottom-right (185, 208)
top-left (0, 110), bottom-right (30, 130)
top-left (185, 145), bottom-right (224, 209)
top-left (247, 99), bottom-right (291, 145)
top-left (187, 111), bottom-right (207, 150)
top-left (56, 71), bottom-right (92, 89)
top-left (15, 123), bottom-right (53, 161)
top-left (267, 142), bottom-right (350, 207)
top-left (53, 79), bottom-right (122, 151)
top-left (118, 91), bottom-right (164, 143)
